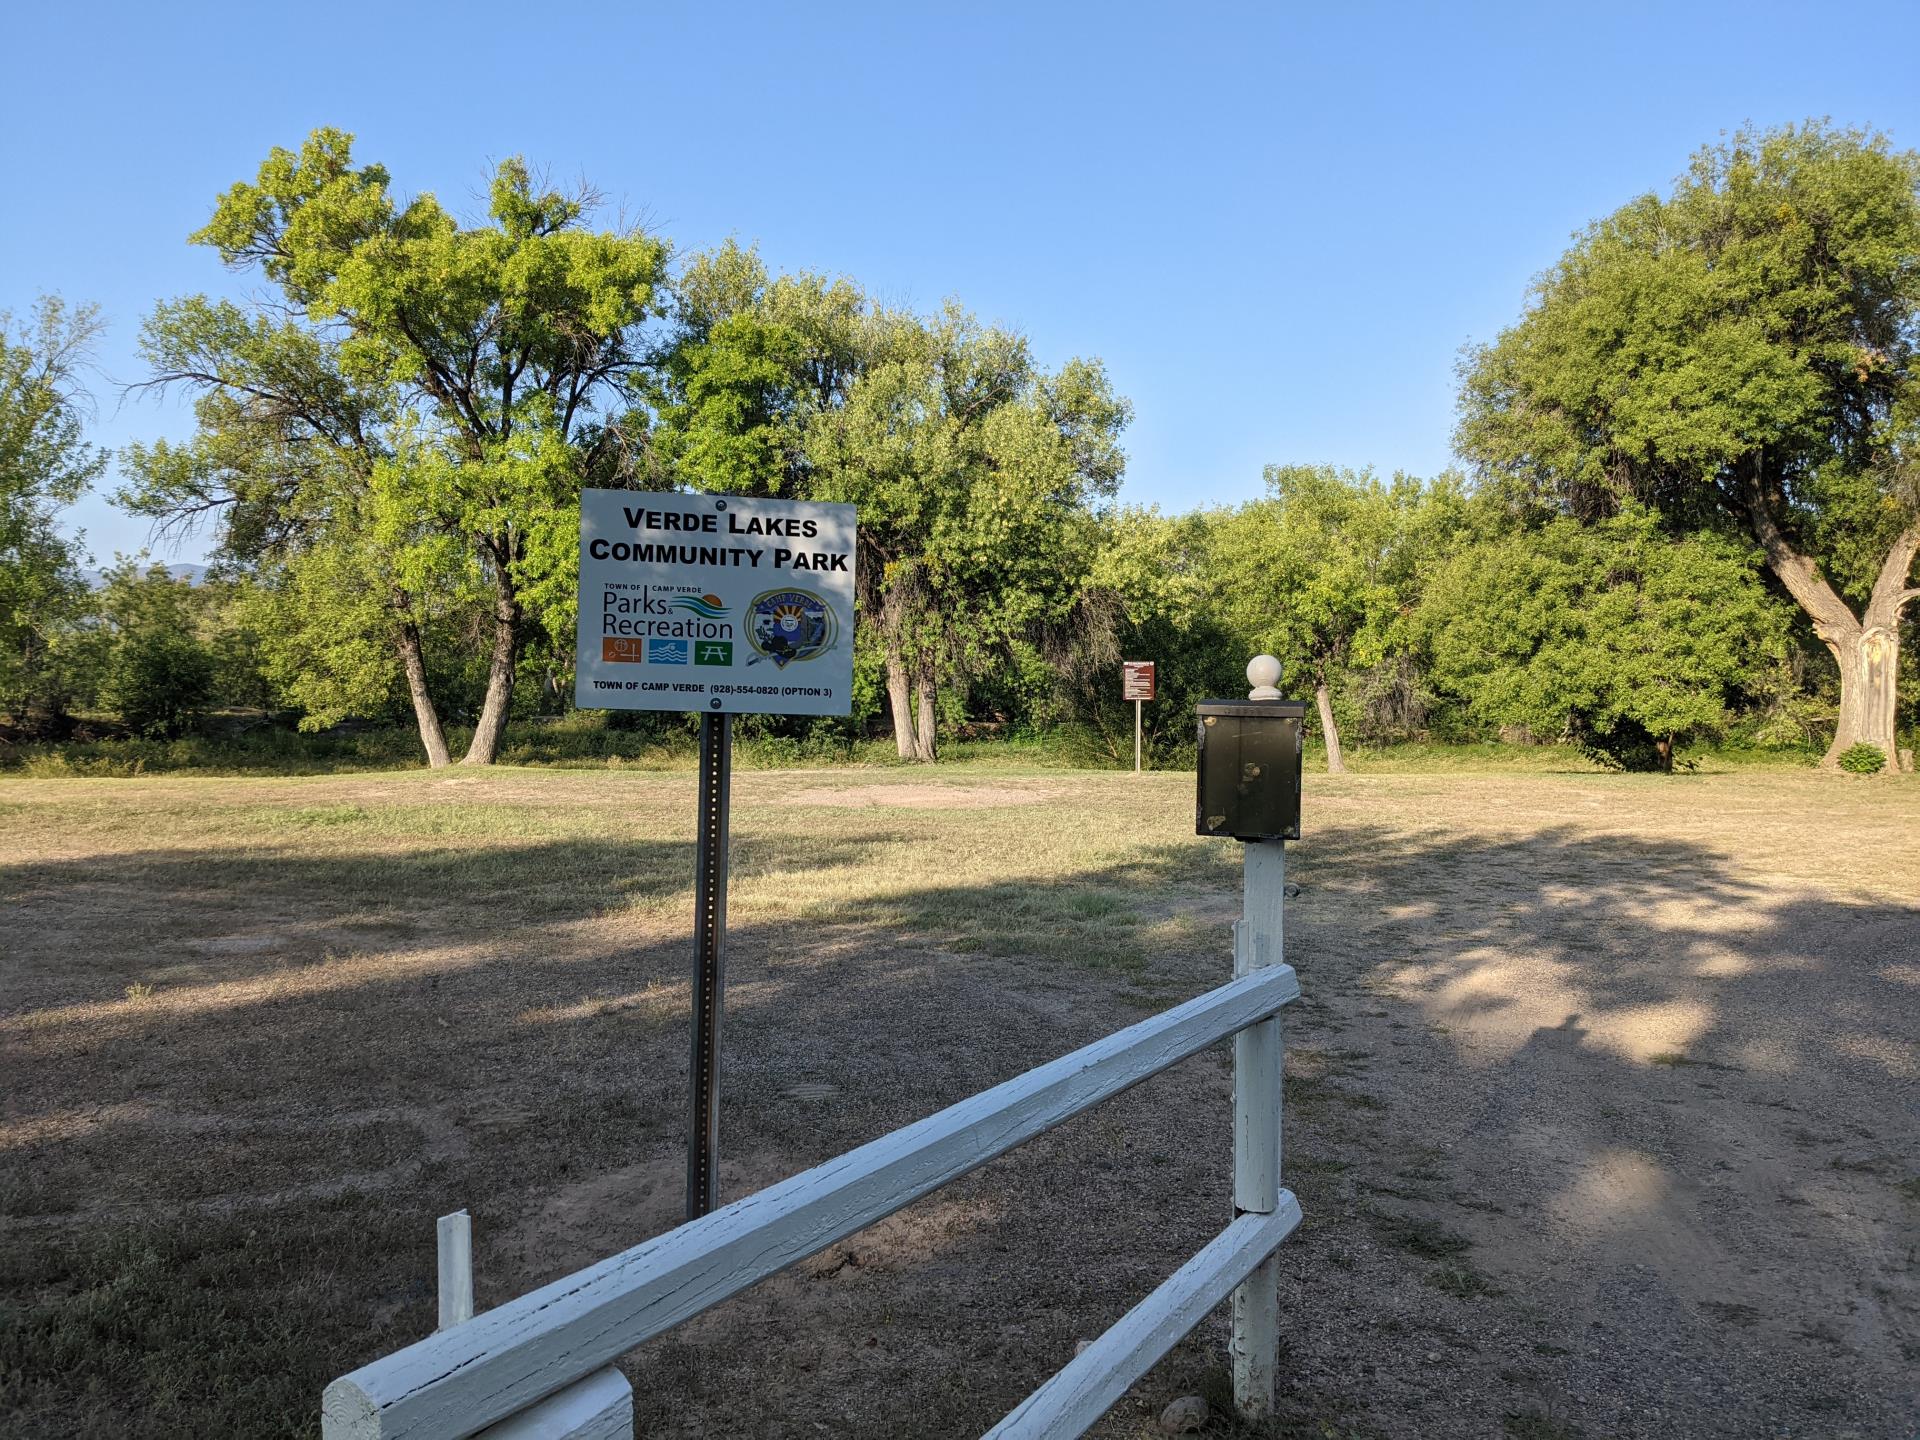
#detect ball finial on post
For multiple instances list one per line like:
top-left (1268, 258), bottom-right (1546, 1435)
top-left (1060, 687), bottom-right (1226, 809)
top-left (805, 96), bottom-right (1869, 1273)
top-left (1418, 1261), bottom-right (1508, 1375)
top-left (1247, 655), bottom-right (1282, 701)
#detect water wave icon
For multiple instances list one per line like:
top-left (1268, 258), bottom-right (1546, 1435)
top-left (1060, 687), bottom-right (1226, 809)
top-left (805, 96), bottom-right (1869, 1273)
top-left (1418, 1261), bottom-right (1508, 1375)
top-left (672, 594), bottom-right (728, 618)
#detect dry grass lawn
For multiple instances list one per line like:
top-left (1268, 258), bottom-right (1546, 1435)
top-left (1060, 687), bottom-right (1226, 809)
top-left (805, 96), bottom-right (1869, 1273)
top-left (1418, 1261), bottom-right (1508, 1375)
top-left (1, 764), bottom-right (1916, 1438)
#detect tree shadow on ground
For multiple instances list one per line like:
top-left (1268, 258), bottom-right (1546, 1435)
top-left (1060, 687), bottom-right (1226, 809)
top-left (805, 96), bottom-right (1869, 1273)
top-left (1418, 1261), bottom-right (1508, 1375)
top-left (1, 815), bottom-right (1915, 1437)
top-left (1262, 821), bottom-right (1919, 1439)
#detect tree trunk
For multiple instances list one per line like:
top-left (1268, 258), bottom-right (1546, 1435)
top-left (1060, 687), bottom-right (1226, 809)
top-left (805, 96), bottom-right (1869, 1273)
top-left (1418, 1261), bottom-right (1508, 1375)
top-left (393, 610), bottom-right (451, 769)
top-left (884, 645), bottom-right (918, 760)
top-left (461, 582), bottom-right (521, 767)
top-left (913, 663), bottom-right (938, 764)
top-left (1314, 681), bottom-right (1346, 775)
top-left (1827, 626), bottom-right (1901, 764)
top-left (1743, 481), bottom-right (1915, 769)
top-left (1832, 519), bottom-right (1920, 767)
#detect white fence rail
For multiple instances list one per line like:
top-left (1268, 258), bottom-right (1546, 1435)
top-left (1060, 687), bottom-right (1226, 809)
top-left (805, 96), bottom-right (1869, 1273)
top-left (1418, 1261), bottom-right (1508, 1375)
top-left (982, 1198), bottom-right (1301, 1438)
top-left (324, 963), bottom-right (1298, 1439)
top-left (324, 657), bottom-right (1309, 1438)
top-left (327, 838), bottom-right (1298, 1440)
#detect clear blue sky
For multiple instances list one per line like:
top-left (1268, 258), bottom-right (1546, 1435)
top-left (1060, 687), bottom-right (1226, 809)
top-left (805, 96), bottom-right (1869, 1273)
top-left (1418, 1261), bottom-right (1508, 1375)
top-left (6, 1), bottom-right (1916, 566)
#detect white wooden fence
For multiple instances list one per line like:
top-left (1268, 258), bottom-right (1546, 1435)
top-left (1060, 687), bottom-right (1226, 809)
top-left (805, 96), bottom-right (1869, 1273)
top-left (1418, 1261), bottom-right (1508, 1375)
top-left (323, 844), bottom-right (1297, 1440)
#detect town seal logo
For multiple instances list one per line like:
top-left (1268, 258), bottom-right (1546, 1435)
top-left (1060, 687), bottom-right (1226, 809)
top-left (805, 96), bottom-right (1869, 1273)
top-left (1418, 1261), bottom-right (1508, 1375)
top-left (746, 588), bottom-right (837, 668)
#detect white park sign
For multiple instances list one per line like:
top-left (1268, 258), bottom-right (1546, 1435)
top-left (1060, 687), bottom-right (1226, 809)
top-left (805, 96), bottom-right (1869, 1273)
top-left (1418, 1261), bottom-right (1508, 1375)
top-left (574, 488), bottom-right (858, 1220)
top-left (573, 489), bottom-right (857, 717)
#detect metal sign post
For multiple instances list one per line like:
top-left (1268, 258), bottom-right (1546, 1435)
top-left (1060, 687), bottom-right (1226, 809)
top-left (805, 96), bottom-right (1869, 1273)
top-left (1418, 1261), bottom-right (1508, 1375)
top-left (1122, 660), bottom-right (1156, 772)
top-left (687, 711), bottom-right (732, 1218)
top-left (574, 490), bottom-right (856, 1225)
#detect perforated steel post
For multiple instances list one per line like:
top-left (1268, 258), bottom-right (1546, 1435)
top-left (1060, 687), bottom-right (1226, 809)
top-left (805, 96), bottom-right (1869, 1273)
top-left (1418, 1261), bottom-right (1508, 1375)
top-left (687, 710), bottom-right (733, 1220)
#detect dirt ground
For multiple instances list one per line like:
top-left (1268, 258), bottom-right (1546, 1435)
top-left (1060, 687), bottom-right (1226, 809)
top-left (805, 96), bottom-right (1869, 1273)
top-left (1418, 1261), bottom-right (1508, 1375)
top-left (1, 766), bottom-right (1916, 1439)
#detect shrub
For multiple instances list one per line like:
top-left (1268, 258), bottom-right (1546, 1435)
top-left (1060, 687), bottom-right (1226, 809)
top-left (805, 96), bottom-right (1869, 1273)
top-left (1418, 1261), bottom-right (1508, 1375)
top-left (97, 627), bottom-right (215, 738)
top-left (1837, 743), bottom-right (1887, 775)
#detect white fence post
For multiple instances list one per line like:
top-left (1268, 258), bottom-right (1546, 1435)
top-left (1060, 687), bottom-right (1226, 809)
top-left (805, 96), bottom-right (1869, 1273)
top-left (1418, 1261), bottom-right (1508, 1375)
top-left (1230, 837), bottom-right (1284, 1419)
top-left (433, 1209), bottom-right (635, 1438)
top-left (984, 1201), bottom-right (1300, 1438)
top-left (437, 1211), bottom-right (473, 1331)
top-left (322, 969), bottom-right (1298, 1440)
top-left (472, 1368), bottom-right (633, 1440)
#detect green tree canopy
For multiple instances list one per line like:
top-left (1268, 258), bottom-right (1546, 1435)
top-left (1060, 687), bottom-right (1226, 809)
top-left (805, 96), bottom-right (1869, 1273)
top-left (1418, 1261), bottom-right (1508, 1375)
top-left (121, 290), bottom-right (469, 764)
top-left (804, 307), bottom-right (1129, 759)
top-left (125, 128), bottom-right (672, 764)
top-left (651, 242), bottom-right (867, 499)
top-left (1457, 122), bottom-right (1920, 766)
top-left (1200, 465), bottom-right (1462, 771)
top-left (0, 297), bottom-right (107, 732)
top-left (85, 562), bottom-right (218, 739)
top-left (655, 252), bottom-right (1131, 760)
top-left (1057, 506), bottom-right (1242, 764)
top-left (1417, 509), bottom-right (1789, 770)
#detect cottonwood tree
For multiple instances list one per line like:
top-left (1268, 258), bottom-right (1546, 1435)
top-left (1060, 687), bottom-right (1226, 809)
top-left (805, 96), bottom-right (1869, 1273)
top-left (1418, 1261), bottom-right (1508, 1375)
top-left (0, 298), bottom-right (107, 732)
top-left (657, 261), bottom-right (1130, 760)
top-left (130, 128), bottom-right (670, 764)
top-left (1202, 466), bottom-right (1446, 772)
top-left (1063, 506), bottom-right (1242, 763)
top-left (805, 308), bottom-right (1129, 760)
top-left (1458, 122), bottom-right (1920, 768)
top-left (1417, 508), bottom-right (1788, 770)
top-left (121, 296), bottom-right (475, 763)
top-left (652, 242), bottom-right (867, 498)
top-left (84, 562), bottom-right (218, 738)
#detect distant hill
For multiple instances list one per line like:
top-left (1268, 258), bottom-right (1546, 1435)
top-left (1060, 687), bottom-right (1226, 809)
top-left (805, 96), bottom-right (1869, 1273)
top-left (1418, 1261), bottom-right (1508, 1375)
top-left (81, 563), bottom-right (210, 589)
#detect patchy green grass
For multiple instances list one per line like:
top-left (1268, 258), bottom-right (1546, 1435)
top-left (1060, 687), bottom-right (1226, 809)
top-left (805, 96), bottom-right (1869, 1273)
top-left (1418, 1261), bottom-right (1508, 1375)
top-left (4, 709), bottom-right (1846, 781)
top-left (0, 1190), bottom-right (431, 1437)
top-left (1289, 1072), bottom-right (1386, 1113)
top-left (1502, 1410), bottom-right (1584, 1440)
top-left (1369, 1211), bottom-right (1474, 1261)
top-left (0, 766), bottom-right (1252, 1434)
top-left (1424, 1262), bottom-right (1505, 1299)
top-left (3, 764), bottom-right (1914, 1437)
top-left (0, 769), bottom-right (1246, 976)
top-left (1648, 1051), bottom-right (1743, 1072)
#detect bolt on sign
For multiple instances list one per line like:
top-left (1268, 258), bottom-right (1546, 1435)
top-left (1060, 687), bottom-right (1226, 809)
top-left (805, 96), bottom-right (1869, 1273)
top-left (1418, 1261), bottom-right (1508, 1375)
top-left (1122, 660), bottom-right (1156, 701)
top-left (574, 490), bottom-right (857, 717)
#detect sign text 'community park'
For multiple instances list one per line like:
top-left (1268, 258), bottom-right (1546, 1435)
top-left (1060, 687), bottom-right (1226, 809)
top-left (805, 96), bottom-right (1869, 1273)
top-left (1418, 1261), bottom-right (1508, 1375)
top-left (574, 490), bottom-right (857, 717)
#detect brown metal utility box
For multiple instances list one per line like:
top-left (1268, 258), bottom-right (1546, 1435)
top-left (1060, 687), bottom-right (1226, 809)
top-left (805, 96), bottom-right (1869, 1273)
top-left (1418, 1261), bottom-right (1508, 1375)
top-left (1195, 699), bottom-right (1307, 841)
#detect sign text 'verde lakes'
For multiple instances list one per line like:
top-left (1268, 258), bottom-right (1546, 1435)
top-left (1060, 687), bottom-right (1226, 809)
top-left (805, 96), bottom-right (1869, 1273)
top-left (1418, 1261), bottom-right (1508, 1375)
top-left (585, 504), bottom-right (852, 571)
top-left (573, 490), bottom-right (857, 718)
top-left (572, 493), bottom-right (859, 1238)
